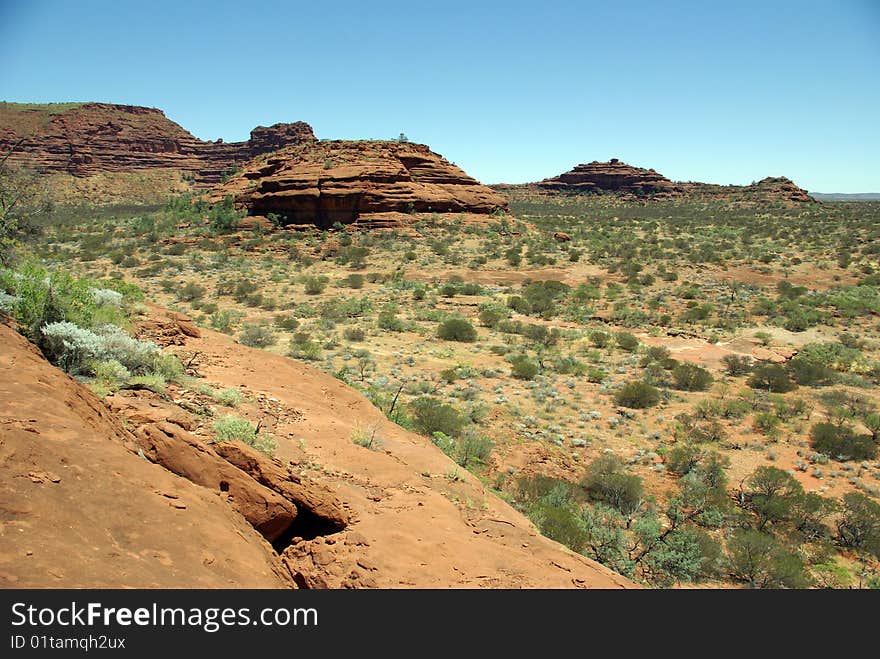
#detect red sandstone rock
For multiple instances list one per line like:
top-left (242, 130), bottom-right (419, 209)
top-left (207, 140), bottom-right (508, 227)
top-left (537, 158), bottom-right (685, 198)
top-left (0, 102), bottom-right (315, 185)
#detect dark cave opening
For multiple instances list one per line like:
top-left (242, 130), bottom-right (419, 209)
top-left (271, 506), bottom-right (346, 554)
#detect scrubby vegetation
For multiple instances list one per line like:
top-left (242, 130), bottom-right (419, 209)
top-left (9, 189), bottom-right (880, 588)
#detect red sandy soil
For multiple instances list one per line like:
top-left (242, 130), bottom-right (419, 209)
top-left (0, 312), bottom-right (635, 589)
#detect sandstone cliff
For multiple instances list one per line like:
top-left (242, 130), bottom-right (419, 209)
top-left (0, 101), bottom-right (315, 186)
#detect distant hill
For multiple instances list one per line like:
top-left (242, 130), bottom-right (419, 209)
top-left (494, 159), bottom-right (817, 206)
top-left (809, 192), bottom-right (880, 201)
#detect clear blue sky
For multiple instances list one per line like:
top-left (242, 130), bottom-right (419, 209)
top-left (1, 0), bottom-right (878, 191)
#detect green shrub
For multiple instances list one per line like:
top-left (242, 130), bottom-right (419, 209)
top-left (787, 354), bottom-right (836, 386)
top-left (178, 281), bottom-right (206, 302)
top-left (303, 276), bottom-right (327, 295)
top-left (238, 323), bottom-right (277, 348)
top-left (208, 196), bottom-right (243, 233)
top-left (478, 303), bottom-right (508, 328)
top-left (614, 381), bottom-right (660, 409)
top-left (589, 331), bottom-right (611, 349)
top-left (210, 309), bottom-right (239, 334)
top-left (273, 314), bottom-right (300, 331)
top-left (437, 317), bottom-right (477, 342)
top-left (727, 529), bottom-right (811, 588)
top-left (836, 492), bottom-right (880, 558)
top-left (1, 264), bottom-right (97, 340)
top-left (580, 454), bottom-right (644, 516)
top-left (410, 397), bottom-right (467, 437)
top-left (212, 415), bottom-right (276, 457)
top-left (40, 322), bottom-right (160, 374)
top-left (127, 374), bottom-right (166, 394)
top-left (671, 363), bottom-right (714, 391)
top-left (722, 354), bottom-right (753, 376)
top-left (616, 332), bottom-right (640, 352)
top-left (747, 364), bottom-right (797, 393)
top-left (455, 432), bottom-right (493, 469)
top-left (809, 422), bottom-right (876, 461)
top-left (510, 355), bottom-right (539, 380)
top-left (214, 387), bottom-right (244, 407)
top-left (351, 423), bottom-right (383, 450)
top-left (150, 352), bottom-right (184, 381)
top-left (378, 310), bottom-right (405, 332)
top-left (90, 359), bottom-right (131, 385)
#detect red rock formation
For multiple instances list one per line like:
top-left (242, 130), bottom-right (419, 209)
top-left (0, 102), bottom-right (315, 184)
top-left (537, 158), bottom-right (685, 198)
top-left (208, 140), bottom-right (508, 227)
top-left (683, 176), bottom-right (816, 204)
top-left (495, 159), bottom-right (816, 205)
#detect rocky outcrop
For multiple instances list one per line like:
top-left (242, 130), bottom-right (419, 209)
top-left (684, 176), bottom-right (816, 205)
top-left (0, 102), bottom-right (315, 185)
top-left (495, 159), bottom-right (816, 205)
top-left (0, 321), bottom-right (292, 588)
top-left (536, 158), bottom-right (685, 198)
top-left (207, 140), bottom-right (508, 228)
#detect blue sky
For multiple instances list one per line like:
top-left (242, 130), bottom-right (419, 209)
top-left (1, 0), bottom-right (878, 191)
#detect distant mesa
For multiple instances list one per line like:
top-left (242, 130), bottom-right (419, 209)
top-left (495, 158), bottom-right (816, 205)
top-left (536, 158), bottom-right (685, 199)
top-left (0, 101), bottom-right (316, 186)
top-left (206, 140), bottom-right (508, 229)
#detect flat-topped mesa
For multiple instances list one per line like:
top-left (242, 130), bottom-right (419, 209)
top-left (0, 102), bottom-right (316, 184)
top-left (538, 158), bottom-right (685, 198)
top-left (207, 140), bottom-right (508, 228)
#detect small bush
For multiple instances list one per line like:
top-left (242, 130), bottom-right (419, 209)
top-left (410, 397), bottom-right (467, 437)
top-left (437, 317), bottom-right (477, 342)
top-left (351, 423), bottom-right (383, 450)
top-left (589, 330), bottom-right (610, 349)
top-left (90, 359), bottom-right (131, 384)
top-left (303, 276), bottom-right (327, 295)
top-left (580, 454), bottom-right (644, 516)
top-left (614, 381), bottom-right (660, 409)
top-left (378, 310), bottom-right (405, 332)
top-left (478, 303), bottom-right (508, 328)
top-left (809, 422), bottom-right (877, 461)
top-left (722, 354), bottom-right (753, 376)
top-left (41, 322), bottom-right (160, 374)
top-left (178, 281), bottom-right (206, 302)
top-left (455, 432), bottom-right (493, 469)
top-left (214, 387), bottom-right (244, 407)
top-left (212, 415), bottom-right (276, 457)
top-left (836, 492), bottom-right (880, 558)
top-left (748, 364), bottom-right (797, 393)
top-left (237, 323), bottom-right (277, 348)
top-left (273, 315), bottom-right (300, 331)
top-left (210, 309), bottom-right (239, 334)
top-left (671, 363), bottom-right (714, 391)
top-left (616, 332), bottom-right (640, 352)
top-left (510, 355), bottom-right (539, 380)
